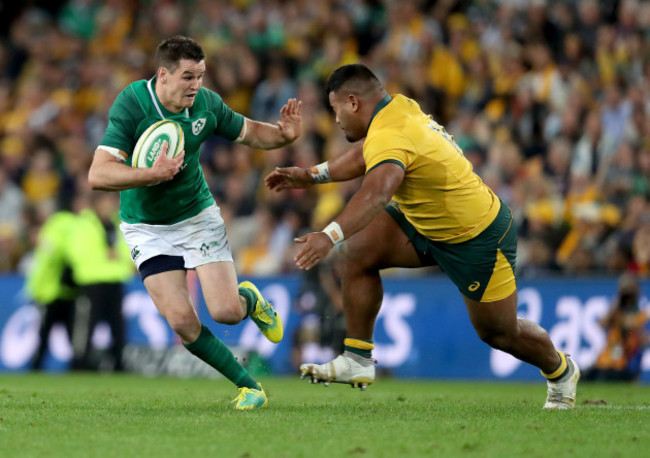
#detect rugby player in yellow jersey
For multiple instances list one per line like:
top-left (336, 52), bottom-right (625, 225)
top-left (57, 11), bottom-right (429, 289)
top-left (265, 64), bottom-right (579, 409)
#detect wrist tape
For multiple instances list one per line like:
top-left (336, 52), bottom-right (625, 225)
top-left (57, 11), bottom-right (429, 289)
top-left (309, 162), bottom-right (331, 183)
top-left (322, 221), bottom-right (344, 245)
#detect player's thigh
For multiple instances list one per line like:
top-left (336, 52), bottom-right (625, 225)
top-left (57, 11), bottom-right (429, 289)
top-left (432, 200), bottom-right (517, 302)
top-left (194, 261), bottom-right (240, 316)
top-left (463, 290), bottom-right (519, 339)
top-left (143, 269), bottom-right (197, 323)
top-left (342, 209), bottom-right (424, 270)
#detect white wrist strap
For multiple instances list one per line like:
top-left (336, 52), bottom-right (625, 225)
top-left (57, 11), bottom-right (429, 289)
top-left (309, 162), bottom-right (331, 183)
top-left (322, 221), bottom-right (344, 245)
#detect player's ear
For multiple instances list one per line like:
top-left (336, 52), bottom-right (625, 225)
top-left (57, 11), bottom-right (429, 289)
top-left (157, 67), bottom-right (167, 83)
top-left (349, 94), bottom-right (360, 112)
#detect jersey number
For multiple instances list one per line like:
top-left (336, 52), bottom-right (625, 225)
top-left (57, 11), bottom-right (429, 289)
top-left (427, 119), bottom-right (463, 155)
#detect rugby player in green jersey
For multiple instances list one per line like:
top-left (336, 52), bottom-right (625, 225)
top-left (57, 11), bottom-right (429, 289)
top-left (266, 64), bottom-right (579, 409)
top-left (89, 36), bottom-right (302, 410)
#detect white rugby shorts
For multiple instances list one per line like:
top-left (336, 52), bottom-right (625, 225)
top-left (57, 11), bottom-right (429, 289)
top-left (120, 204), bottom-right (233, 270)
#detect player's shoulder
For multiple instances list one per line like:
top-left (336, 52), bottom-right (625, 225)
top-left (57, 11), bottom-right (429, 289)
top-left (112, 80), bottom-right (147, 110)
top-left (383, 95), bottom-right (424, 123)
top-left (198, 86), bottom-right (224, 106)
top-left (109, 79), bottom-right (152, 124)
top-left (367, 121), bottom-right (409, 147)
top-left (391, 94), bottom-right (420, 108)
top-left (116, 79), bottom-right (146, 99)
top-left (365, 120), bottom-right (412, 157)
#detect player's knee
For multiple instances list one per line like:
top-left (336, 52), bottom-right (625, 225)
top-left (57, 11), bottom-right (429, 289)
top-left (475, 325), bottom-right (518, 350)
top-left (164, 310), bottom-right (200, 341)
top-left (476, 328), bottom-right (499, 347)
top-left (339, 239), bottom-right (378, 272)
top-left (208, 300), bottom-right (244, 325)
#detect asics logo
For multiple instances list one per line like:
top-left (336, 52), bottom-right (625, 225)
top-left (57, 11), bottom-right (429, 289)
top-left (468, 281), bottom-right (480, 292)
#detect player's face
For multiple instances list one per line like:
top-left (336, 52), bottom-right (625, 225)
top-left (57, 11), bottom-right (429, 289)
top-left (159, 59), bottom-right (205, 112)
top-left (329, 91), bottom-right (365, 142)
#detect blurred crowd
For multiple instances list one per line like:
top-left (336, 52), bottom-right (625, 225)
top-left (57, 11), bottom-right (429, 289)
top-left (1, 0), bottom-right (650, 279)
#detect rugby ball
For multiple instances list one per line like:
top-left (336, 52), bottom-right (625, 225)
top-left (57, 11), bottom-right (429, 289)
top-left (132, 120), bottom-right (184, 168)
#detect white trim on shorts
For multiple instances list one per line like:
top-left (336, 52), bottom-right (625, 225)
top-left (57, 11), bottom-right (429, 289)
top-left (120, 204), bottom-right (233, 270)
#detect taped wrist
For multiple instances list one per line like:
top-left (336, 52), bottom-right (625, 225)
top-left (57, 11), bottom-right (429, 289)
top-left (322, 221), bottom-right (344, 246)
top-left (309, 162), bottom-right (331, 183)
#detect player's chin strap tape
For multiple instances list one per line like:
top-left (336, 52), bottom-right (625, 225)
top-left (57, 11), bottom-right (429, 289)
top-left (322, 221), bottom-right (344, 246)
top-left (309, 161), bottom-right (331, 183)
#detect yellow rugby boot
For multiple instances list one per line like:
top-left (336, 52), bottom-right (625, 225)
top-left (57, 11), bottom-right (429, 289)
top-left (239, 281), bottom-right (283, 343)
top-left (232, 385), bottom-right (268, 410)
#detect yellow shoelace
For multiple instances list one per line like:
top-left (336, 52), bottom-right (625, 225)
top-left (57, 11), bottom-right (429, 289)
top-left (253, 301), bottom-right (275, 325)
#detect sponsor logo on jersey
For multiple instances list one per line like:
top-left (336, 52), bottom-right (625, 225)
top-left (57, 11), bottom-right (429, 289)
top-left (200, 243), bottom-right (210, 257)
top-left (192, 118), bottom-right (206, 135)
top-left (468, 281), bottom-right (480, 292)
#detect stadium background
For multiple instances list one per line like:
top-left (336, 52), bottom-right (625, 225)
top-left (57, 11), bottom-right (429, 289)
top-left (0, 0), bottom-right (649, 380)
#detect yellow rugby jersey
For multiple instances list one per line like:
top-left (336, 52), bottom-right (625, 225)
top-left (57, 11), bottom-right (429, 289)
top-left (364, 94), bottom-right (500, 243)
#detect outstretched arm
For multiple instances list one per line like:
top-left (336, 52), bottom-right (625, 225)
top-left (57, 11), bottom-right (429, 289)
top-left (238, 98), bottom-right (302, 150)
top-left (265, 142), bottom-right (366, 191)
top-left (293, 162), bottom-right (405, 270)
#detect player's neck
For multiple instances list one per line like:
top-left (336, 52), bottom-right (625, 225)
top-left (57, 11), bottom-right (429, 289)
top-left (365, 92), bottom-right (392, 130)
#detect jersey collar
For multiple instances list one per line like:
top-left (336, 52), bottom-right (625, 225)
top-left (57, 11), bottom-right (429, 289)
top-left (147, 76), bottom-right (190, 119)
top-left (367, 94), bottom-right (392, 130)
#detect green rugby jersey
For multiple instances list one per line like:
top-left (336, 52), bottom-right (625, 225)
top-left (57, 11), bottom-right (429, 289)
top-left (99, 77), bottom-right (244, 224)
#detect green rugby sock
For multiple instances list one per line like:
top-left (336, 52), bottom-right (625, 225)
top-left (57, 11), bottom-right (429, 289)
top-left (184, 325), bottom-right (260, 390)
top-left (238, 286), bottom-right (257, 318)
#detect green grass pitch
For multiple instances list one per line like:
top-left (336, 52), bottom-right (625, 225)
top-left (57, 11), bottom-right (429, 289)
top-left (1, 373), bottom-right (649, 457)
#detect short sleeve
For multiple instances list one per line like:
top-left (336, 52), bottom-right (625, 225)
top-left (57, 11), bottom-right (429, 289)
top-left (98, 88), bottom-right (140, 155)
top-left (363, 130), bottom-right (412, 173)
top-left (203, 89), bottom-right (245, 141)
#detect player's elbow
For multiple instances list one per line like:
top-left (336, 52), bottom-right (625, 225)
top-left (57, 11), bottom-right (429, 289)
top-left (88, 167), bottom-right (109, 191)
top-left (364, 193), bottom-right (392, 215)
top-left (87, 169), bottom-right (101, 190)
top-left (370, 190), bottom-right (393, 209)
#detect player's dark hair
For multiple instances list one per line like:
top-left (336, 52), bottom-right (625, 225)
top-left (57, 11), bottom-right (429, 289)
top-left (325, 64), bottom-right (382, 94)
top-left (156, 36), bottom-right (205, 73)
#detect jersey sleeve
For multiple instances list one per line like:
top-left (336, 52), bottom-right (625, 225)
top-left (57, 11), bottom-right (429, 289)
top-left (203, 89), bottom-right (245, 141)
top-left (98, 87), bottom-right (140, 155)
top-left (363, 130), bottom-right (413, 173)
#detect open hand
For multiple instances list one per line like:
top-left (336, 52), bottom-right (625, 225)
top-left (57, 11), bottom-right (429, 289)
top-left (294, 232), bottom-right (334, 270)
top-left (277, 98), bottom-right (302, 143)
top-left (265, 166), bottom-right (313, 191)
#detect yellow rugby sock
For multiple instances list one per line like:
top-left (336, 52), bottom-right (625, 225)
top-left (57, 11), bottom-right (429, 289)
top-left (344, 337), bottom-right (374, 359)
top-left (541, 350), bottom-right (568, 381)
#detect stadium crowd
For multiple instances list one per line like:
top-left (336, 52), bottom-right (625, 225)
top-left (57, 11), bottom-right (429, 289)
top-left (0, 0), bottom-right (649, 280)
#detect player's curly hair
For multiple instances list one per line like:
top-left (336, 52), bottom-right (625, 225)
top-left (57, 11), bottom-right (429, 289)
top-left (156, 36), bottom-right (205, 73)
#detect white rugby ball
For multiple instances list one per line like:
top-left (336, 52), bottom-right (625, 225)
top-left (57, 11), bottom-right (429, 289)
top-left (132, 119), bottom-right (184, 169)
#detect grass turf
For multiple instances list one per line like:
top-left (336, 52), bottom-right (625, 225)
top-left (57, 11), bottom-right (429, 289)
top-left (1, 374), bottom-right (649, 457)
